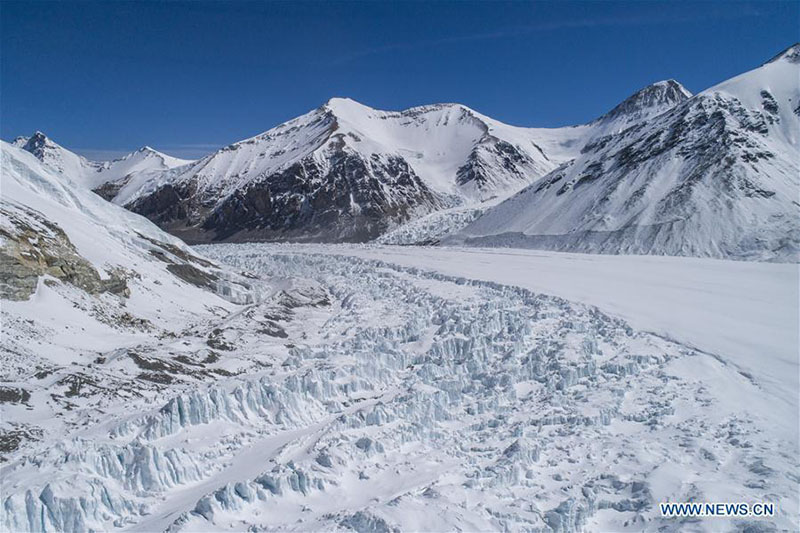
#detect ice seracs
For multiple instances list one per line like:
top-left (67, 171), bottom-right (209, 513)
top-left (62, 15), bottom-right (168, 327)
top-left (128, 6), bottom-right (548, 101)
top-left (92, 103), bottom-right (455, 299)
top-left (4, 241), bottom-right (796, 531)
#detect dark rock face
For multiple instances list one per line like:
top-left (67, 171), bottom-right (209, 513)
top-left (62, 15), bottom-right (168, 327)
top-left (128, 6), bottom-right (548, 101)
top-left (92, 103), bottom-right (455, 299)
top-left (456, 139), bottom-right (531, 190)
top-left (165, 264), bottom-right (218, 290)
top-left (18, 132), bottom-right (50, 161)
top-left (127, 181), bottom-right (204, 226)
top-left (126, 149), bottom-right (441, 243)
top-left (93, 176), bottom-right (131, 202)
top-left (0, 387), bottom-right (31, 404)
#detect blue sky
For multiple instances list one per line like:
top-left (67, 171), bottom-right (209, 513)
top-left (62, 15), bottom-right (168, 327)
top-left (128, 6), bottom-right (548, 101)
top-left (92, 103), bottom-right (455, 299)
top-left (2, 1), bottom-right (797, 160)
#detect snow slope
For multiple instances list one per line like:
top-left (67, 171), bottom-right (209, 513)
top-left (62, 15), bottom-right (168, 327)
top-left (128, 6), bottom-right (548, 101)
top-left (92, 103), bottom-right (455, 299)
top-left (0, 139), bottom-right (262, 381)
top-left (2, 140), bottom-right (222, 290)
top-left (111, 82), bottom-right (690, 244)
top-left (453, 45), bottom-right (800, 261)
top-left (13, 132), bottom-right (191, 190)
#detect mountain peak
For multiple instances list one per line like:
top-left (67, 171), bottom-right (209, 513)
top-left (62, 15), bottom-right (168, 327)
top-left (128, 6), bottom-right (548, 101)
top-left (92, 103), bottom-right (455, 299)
top-left (765, 43), bottom-right (800, 65)
top-left (20, 131), bottom-right (60, 160)
top-left (324, 96), bottom-right (360, 106)
top-left (322, 97), bottom-right (377, 120)
top-left (594, 79), bottom-right (692, 125)
top-left (136, 145), bottom-right (159, 155)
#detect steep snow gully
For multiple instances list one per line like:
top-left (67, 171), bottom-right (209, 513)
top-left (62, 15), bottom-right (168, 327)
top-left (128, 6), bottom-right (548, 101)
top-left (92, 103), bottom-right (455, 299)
top-left (2, 246), bottom-right (796, 532)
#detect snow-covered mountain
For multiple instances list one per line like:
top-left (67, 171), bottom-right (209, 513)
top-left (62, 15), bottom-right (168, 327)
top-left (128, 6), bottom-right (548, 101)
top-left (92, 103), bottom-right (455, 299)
top-left (108, 86), bottom-right (692, 244)
top-left (590, 79), bottom-right (692, 130)
top-left (16, 48), bottom-right (794, 259)
top-left (106, 99), bottom-right (567, 242)
top-left (13, 131), bottom-right (191, 191)
top-left (372, 81), bottom-right (695, 246)
top-left (0, 140), bottom-right (250, 305)
top-left (452, 44), bottom-right (800, 261)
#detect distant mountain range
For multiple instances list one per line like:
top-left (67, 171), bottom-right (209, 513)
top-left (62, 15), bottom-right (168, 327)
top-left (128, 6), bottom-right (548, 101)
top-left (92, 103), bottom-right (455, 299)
top-left (12, 43), bottom-right (799, 260)
top-left (12, 133), bottom-right (190, 190)
top-left (2, 42), bottom-right (798, 533)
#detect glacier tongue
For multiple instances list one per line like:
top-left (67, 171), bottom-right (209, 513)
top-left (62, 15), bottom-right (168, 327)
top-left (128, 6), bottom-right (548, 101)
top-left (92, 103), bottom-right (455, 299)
top-left (2, 245), bottom-right (795, 532)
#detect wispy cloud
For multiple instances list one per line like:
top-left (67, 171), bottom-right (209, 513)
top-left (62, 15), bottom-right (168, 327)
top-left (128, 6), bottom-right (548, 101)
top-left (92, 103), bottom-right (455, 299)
top-left (330, 7), bottom-right (763, 66)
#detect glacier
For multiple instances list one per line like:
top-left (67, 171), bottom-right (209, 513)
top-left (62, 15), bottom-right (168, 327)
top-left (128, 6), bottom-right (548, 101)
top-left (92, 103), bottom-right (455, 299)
top-left (2, 243), bottom-right (796, 532)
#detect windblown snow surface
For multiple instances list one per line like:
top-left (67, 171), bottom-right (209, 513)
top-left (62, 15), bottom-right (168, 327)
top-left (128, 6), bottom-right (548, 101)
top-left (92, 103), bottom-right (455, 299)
top-left (2, 239), bottom-right (797, 530)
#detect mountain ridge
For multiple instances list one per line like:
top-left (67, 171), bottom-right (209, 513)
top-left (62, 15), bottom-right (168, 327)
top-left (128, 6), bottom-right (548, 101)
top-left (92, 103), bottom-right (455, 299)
top-left (94, 78), bottom-right (691, 244)
top-left (451, 45), bottom-right (799, 261)
top-left (12, 132), bottom-right (192, 191)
